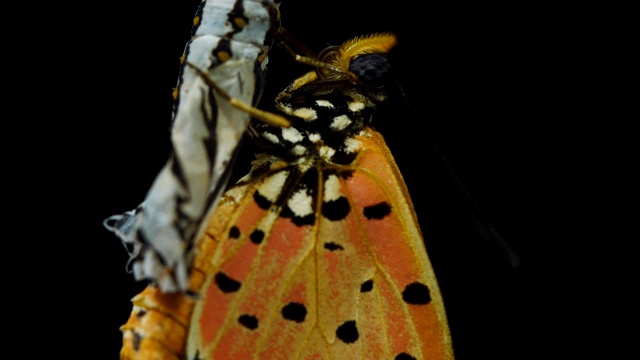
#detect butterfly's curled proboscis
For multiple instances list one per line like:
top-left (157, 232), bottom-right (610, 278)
top-left (119, 32), bottom-right (454, 360)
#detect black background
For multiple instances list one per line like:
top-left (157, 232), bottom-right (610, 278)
top-left (35, 0), bottom-right (625, 359)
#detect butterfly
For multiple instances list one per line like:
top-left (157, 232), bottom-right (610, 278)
top-left (103, 0), bottom-right (287, 293)
top-left (120, 32), bottom-right (454, 360)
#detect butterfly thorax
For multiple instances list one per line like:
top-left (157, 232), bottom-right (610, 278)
top-left (249, 76), bottom-right (389, 175)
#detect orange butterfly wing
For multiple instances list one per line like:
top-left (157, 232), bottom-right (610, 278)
top-left (185, 129), bottom-right (452, 360)
top-left (344, 131), bottom-right (453, 359)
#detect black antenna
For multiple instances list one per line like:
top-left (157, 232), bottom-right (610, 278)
top-left (394, 78), bottom-right (521, 268)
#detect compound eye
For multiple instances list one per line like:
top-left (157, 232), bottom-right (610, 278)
top-left (348, 53), bottom-right (391, 87)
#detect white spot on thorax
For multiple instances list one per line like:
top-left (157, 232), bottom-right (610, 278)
top-left (293, 107), bottom-right (317, 121)
top-left (319, 145), bottom-right (336, 160)
top-left (281, 127), bottom-right (303, 143)
top-left (344, 138), bottom-right (362, 153)
top-left (262, 132), bottom-right (279, 143)
top-left (291, 145), bottom-right (307, 155)
top-left (323, 174), bottom-right (343, 202)
top-left (330, 114), bottom-right (351, 131)
top-left (277, 104), bottom-right (316, 121)
top-left (309, 133), bottom-right (321, 143)
top-left (288, 188), bottom-right (313, 217)
top-left (315, 99), bottom-right (334, 108)
top-left (294, 157), bottom-right (313, 173)
top-left (257, 171), bottom-right (289, 202)
top-left (348, 101), bottom-right (365, 112)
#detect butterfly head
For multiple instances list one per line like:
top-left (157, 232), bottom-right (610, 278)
top-left (316, 32), bottom-right (397, 88)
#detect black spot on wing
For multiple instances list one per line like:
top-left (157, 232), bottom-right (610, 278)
top-left (254, 191), bottom-right (272, 210)
top-left (229, 226), bottom-right (240, 239)
top-left (324, 242), bottom-right (344, 251)
top-left (238, 314), bottom-right (259, 330)
top-left (402, 282), bottom-right (432, 305)
top-left (336, 320), bottom-right (359, 344)
top-left (293, 213), bottom-right (315, 226)
top-left (360, 279), bottom-right (374, 292)
top-left (322, 196), bottom-right (351, 221)
top-left (250, 229), bottom-right (265, 244)
top-left (280, 205), bottom-right (316, 226)
top-left (281, 302), bottom-right (307, 323)
top-left (214, 272), bottom-right (241, 293)
top-left (363, 201), bottom-right (391, 220)
top-left (395, 353), bottom-right (417, 360)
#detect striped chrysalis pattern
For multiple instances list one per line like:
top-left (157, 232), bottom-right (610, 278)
top-left (104, 0), bottom-right (284, 293)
